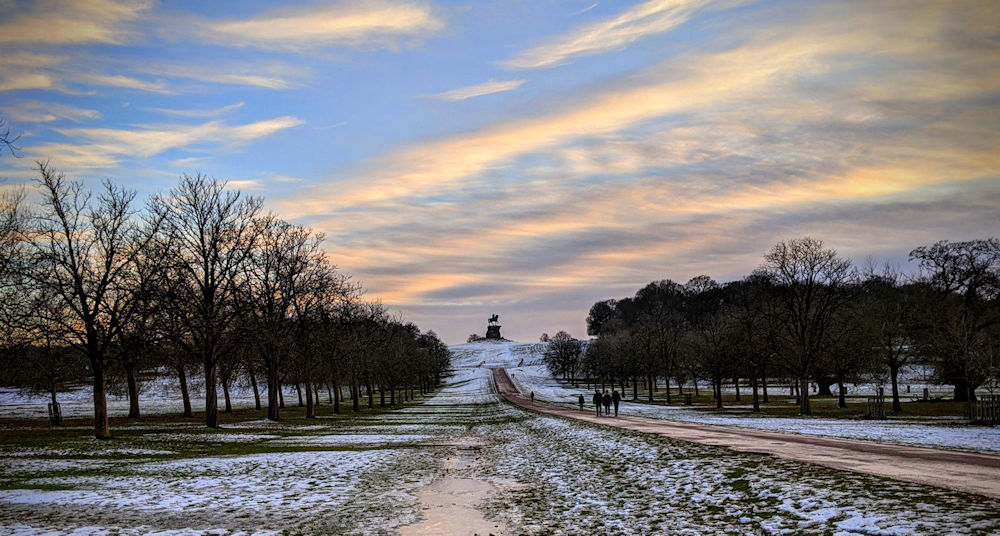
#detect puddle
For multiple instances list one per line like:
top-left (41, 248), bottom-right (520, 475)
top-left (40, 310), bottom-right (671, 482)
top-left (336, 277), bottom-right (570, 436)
top-left (399, 441), bottom-right (506, 536)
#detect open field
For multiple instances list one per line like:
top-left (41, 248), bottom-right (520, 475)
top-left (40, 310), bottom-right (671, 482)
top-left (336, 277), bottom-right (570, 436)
top-left (2, 341), bottom-right (999, 535)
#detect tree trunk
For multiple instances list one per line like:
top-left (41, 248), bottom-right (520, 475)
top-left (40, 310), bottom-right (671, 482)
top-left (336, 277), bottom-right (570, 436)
top-left (305, 377), bottom-right (314, 419)
top-left (178, 364), bottom-right (193, 417)
top-left (733, 377), bottom-right (741, 402)
top-left (890, 363), bottom-right (902, 412)
top-left (799, 376), bottom-right (812, 415)
top-left (266, 363), bottom-right (280, 421)
top-left (751, 375), bottom-right (760, 412)
top-left (379, 386), bottom-right (385, 407)
top-left (367, 380), bottom-right (374, 409)
top-left (222, 373), bottom-right (232, 414)
top-left (91, 359), bottom-right (111, 439)
top-left (249, 367), bottom-right (261, 411)
top-left (327, 383), bottom-right (334, 404)
top-left (49, 385), bottom-right (62, 425)
top-left (296, 383), bottom-right (304, 407)
top-left (204, 361), bottom-right (219, 428)
top-left (352, 376), bottom-right (360, 412)
top-left (390, 385), bottom-right (395, 405)
top-left (837, 377), bottom-right (847, 409)
top-left (694, 377), bottom-right (700, 396)
top-left (125, 361), bottom-right (140, 419)
top-left (333, 380), bottom-right (341, 414)
top-left (762, 373), bottom-right (769, 403)
top-left (953, 379), bottom-right (969, 402)
top-left (278, 381), bottom-right (286, 408)
top-left (715, 378), bottom-right (723, 409)
top-left (647, 376), bottom-right (653, 402)
top-left (314, 383), bottom-right (321, 406)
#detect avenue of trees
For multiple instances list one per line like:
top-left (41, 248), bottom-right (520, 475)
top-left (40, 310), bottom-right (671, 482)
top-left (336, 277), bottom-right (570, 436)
top-left (575, 237), bottom-right (999, 415)
top-left (0, 163), bottom-right (450, 438)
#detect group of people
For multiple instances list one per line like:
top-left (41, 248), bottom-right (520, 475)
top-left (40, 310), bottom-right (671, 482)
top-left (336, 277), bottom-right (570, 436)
top-left (578, 389), bottom-right (621, 417)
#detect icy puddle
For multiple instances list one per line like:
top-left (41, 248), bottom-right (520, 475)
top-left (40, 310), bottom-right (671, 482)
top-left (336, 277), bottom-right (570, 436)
top-left (3, 341), bottom-right (1000, 535)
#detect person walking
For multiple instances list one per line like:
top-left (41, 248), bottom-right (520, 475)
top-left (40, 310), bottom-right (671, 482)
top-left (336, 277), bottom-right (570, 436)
top-left (612, 389), bottom-right (621, 417)
top-left (578, 393), bottom-right (585, 411)
top-left (593, 390), bottom-right (602, 416)
top-left (530, 391), bottom-right (535, 402)
top-left (602, 390), bottom-right (612, 416)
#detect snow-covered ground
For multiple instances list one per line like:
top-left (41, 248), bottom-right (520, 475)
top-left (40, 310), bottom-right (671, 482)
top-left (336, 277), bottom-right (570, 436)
top-left (0, 370), bottom-right (303, 419)
top-left (2, 340), bottom-right (999, 535)
top-left (488, 342), bottom-right (1000, 454)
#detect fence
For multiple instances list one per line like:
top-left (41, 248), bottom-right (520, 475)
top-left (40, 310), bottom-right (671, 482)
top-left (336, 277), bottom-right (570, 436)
top-left (965, 395), bottom-right (1000, 425)
top-left (866, 395), bottom-right (886, 420)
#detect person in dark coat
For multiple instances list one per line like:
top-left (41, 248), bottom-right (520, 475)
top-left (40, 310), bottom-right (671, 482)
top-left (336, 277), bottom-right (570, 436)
top-left (578, 393), bottom-right (585, 411)
top-left (593, 390), bottom-right (602, 416)
top-left (530, 391), bottom-right (534, 402)
top-left (612, 389), bottom-right (621, 416)
top-left (602, 390), bottom-right (612, 416)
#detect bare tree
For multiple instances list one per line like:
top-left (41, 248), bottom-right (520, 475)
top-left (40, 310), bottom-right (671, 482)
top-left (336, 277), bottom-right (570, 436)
top-left (758, 238), bottom-right (854, 415)
top-left (26, 163), bottom-right (162, 438)
top-left (0, 117), bottom-right (21, 158)
top-left (154, 174), bottom-right (261, 428)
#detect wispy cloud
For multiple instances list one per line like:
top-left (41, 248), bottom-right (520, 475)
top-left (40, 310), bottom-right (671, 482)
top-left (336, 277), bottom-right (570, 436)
top-left (272, 0), bottom-right (1000, 329)
top-left (0, 0), bottom-right (152, 46)
top-left (74, 73), bottom-right (172, 94)
top-left (428, 80), bottom-right (526, 101)
top-left (190, 1), bottom-right (444, 51)
top-left (149, 102), bottom-right (245, 119)
top-left (1, 101), bottom-right (101, 123)
top-left (505, 0), bottom-right (725, 69)
top-left (21, 116), bottom-right (304, 171)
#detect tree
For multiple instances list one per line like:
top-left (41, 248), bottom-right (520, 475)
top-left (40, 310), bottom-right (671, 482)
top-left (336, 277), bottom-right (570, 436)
top-left (586, 299), bottom-right (617, 336)
top-left (909, 239), bottom-right (999, 402)
top-left (27, 163), bottom-right (162, 438)
top-left (0, 116), bottom-right (21, 157)
top-left (758, 238), bottom-right (854, 415)
top-left (543, 331), bottom-right (583, 381)
top-left (154, 174), bottom-right (261, 428)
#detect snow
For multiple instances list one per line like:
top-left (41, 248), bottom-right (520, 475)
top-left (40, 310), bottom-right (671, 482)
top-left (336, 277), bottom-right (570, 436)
top-left (495, 344), bottom-right (1000, 454)
top-left (2, 339), bottom-right (999, 535)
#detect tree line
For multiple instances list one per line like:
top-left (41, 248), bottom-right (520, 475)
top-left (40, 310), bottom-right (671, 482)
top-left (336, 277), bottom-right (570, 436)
top-left (0, 163), bottom-right (450, 438)
top-left (568, 237), bottom-right (998, 415)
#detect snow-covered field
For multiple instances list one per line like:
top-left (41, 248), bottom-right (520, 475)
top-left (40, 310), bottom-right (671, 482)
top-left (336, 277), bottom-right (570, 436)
top-left (2, 340), bottom-right (999, 535)
top-left (493, 343), bottom-right (1000, 454)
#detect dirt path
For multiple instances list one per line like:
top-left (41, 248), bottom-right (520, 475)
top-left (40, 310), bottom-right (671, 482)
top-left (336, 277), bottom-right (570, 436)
top-left (399, 438), bottom-right (506, 536)
top-left (494, 367), bottom-right (1000, 499)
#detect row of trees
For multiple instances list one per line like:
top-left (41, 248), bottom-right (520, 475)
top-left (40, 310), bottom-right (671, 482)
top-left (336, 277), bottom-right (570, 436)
top-left (574, 237), bottom-right (999, 415)
top-left (0, 163), bottom-right (450, 438)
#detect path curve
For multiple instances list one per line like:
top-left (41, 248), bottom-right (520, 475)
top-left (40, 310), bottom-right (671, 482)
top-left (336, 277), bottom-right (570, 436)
top-left (494, 367), bottom-right (1000, 499)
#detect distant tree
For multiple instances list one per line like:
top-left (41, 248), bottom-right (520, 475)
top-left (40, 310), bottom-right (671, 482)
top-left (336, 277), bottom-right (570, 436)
top-left (909, 239), bottom-right (1000, 402)
top-left (758, 238), bottom-right (854, 415)
top-left (467, 333), bottom-right (482, 343)
top-left (586, 299), bottom-right (617, 336)
top-left (539, 332), bottom-right (550, 342)
top-left (544, 331), bottom-right (583, 381)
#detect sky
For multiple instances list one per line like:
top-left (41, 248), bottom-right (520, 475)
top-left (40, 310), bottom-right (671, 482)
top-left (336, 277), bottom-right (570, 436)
top-left (1, 0), bottom-right (998, 344)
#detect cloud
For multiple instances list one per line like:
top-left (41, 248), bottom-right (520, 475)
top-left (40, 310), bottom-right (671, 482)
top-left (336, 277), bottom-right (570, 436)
top-left (0, 0), bottom-right (153, 45)
top-left (20, 116), bottom-right (304, 171)
top-left (190, 1), bottom-right (444, 51)
top-left (131, 62), bottom-right (305, 90)
top-left (73, 73), bottom-right (172, 94)
top-left (1, 101), bottom-right (101, 123)
top-left (504, 0), bottom-right (727, 69)
top-left (428, 80), bottom-right (526, 101)
top-left (149, 102), bottom-right (245, 119)
top-left (266, 0), bottom-right (1000, 343)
